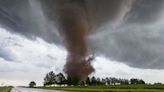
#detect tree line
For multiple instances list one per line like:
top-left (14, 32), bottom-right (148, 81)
top-left (43, 71), bottom-right (145, 86)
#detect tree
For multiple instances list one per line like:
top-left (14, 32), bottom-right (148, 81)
top-left (106, 77), bottom-right (111, 85)
top-left (66, 76), bottom-right (71, 85)
top-left (101, 78), bottom-right (107, 85)
top-left (91, 76), bottom-right (97, 85)
top-left (123, 79), bottom-right (130, 85)
top-left (138, 79), bottom-right (145, 84)
top-left (29, 81), bottom-right (36, 88)
top-left (110, 77), bottom-right (118, 85)
top-left (130, 78), bottom-right (138, 84)
top-left (130, 78), bottom-right (145, 84)
top-left (56, 73), bottom-right (66, 85)
top-left (86, 77), bottom-right (91, 85)
top-left (66, 76), bottom-right (79, 85)
top-left (96, 77), bottom-right (101, 85)
top-left (118, 79), bottom-right (129, 85)
top-left (154, 82), bottom-right (162, 85)
top-left (44, 71), bottom-right (56, 86)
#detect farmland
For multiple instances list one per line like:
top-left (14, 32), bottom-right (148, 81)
top-left (0, 87), bottom-right (12, 92)
top-left (39, 84), bottom-right (164, 92)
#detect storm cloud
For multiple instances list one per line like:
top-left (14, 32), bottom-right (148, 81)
top-left (90, 24), bottom-right (164, 69)
top-left (0, 0), bottom-right (164, 69)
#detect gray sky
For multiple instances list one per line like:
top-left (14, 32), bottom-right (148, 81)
top-left (1, 28), bottom-right (164, 86)
top-left (1, 0), bottom-right (164, 86)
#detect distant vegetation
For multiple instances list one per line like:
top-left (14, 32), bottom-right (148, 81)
top-left (35, 71), bottom-right (164, 92)
top-left (0, 86), bottom-right (12, 92)
top-left (43, 71), bottom-right (146, 86)
top-left (29, 81), bottom-right (36, 88)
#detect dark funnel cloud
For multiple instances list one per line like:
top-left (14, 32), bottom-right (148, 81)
top-left (40, 0), bottom-right (95, 82)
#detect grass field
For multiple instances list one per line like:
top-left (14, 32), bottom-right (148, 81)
top-left (0, 87), bottom-right (12, 92)
top-left (39, 84), bottom-right (164, 92)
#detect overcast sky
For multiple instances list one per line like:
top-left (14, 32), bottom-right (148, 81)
top-left (1, 0), bottom-right (164, 86)
top-left (1, 27), bottom-right (164, 86)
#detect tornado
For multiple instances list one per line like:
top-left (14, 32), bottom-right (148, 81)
top-left (58, 2), bottom-right (95, 84)
top-left (60, 13), bottom-right (93, 83)
top-left (40, 0), bottom-right (95, 84)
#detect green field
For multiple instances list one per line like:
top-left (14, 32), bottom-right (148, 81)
top-left (0, 87), bottom-right (12, 92)
top-left (39, 84), bottom-right (164, 92)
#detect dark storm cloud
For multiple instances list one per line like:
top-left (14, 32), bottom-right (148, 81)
top-left (0, 0), bottom-right (164, 69)
top-left (0, 0), bottom-right (131, 42)
top-left (85, 0), bottom-right (128, 32)
top-left (126, 0), bottom-right (164, 24)
top-left (88, 0), bottom-right (164, 69)
top-left (0, 0), bottom-right (61, 44)
top-left (90, 25), bottom-right (164, 69)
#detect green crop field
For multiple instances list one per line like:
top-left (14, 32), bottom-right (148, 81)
top-left (0, 87), bottom-right (12, 92)
top-left (38, 84), bottom-right (164, 92)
